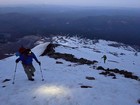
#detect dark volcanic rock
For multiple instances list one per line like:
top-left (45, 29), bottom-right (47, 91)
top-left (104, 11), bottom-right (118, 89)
top-left (41, 44), bottom-right (98, 65)
top-left (41, 43), bottom-right (58, 56)
top-left (56, 61), bottom-right (63, 64)
top-left (2, 86), bottom-right (6, 88)
top-left (97, 66), bottom-right (140, 81)
top-left (2, 79), bottom-right (11, 83)
top-left (50, 53), bottom-right (98, 65)
top-left (86, 76), bottom-right (95, 80)
top-left (81, 85), bottom-right (92, 88)
top-left (96, 66), bottom-right (105, 70)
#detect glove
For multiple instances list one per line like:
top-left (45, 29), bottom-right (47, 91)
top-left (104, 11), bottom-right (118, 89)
top-left (15, 59), bottom-right (19, 63)
top-left (38, 61), bottom-right (41, 65)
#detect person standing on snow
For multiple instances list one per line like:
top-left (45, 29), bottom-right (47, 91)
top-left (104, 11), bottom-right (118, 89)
top-left (15, 47), bottom-right (41, 81)
top-left (102, 55), bottom-right (107, 63)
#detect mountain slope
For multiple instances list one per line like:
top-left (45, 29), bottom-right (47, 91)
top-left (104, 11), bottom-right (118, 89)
top-left (0, 36), bottom-right (140, 105)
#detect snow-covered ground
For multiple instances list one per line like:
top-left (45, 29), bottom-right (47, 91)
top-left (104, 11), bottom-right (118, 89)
top-left (0, 36), bottom-right (140, 105)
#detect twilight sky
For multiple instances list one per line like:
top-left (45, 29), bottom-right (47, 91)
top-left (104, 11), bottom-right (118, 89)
top-left (0, 0), bottom-right (140, 8)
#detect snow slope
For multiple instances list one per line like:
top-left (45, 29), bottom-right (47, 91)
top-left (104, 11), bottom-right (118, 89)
top-left (0, 36), bottom-right (140, 105)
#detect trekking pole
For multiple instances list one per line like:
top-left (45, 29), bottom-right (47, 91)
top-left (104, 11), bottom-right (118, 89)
top-left (39, 65), bottom-right (44, 81)
top-left (12, 63), bottom-right (17, 84)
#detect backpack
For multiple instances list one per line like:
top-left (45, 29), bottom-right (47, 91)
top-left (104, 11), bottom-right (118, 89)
top-left (15, 46), bottom-right (26, 57)
top-left (18, 46), bottom-right (26, 54)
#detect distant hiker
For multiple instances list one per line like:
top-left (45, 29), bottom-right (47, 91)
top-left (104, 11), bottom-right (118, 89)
top-left (102, 55), bottom-right (107, 63)
top-left (15, 47), bottom-right (41, 81)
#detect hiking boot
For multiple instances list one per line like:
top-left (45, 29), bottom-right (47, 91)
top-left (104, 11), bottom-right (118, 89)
top-left (32, 73), bottom-right (34, 76)
top-left (28, 78), bottom-right (34, 81)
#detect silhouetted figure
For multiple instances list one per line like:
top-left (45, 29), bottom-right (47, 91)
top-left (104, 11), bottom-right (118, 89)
top-left (102, 55), bottom-right (107, 63)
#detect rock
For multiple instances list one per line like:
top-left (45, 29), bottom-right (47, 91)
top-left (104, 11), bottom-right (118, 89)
top-left (2, 79), bottom-right (11, 83)
top-left (56, 61), bottom-right (63, 64)
top-left (112, 76), bottom-right (117, 79)
top-left (97, 67), bottom-right (140, 81)
top-left (86, 76), bottom-right (95, 80)
top-left (46, 52), bottom-right (97, 65)
top-left (108, 73), bottom-right (116, 77)
top-left (81, 85), bottom-right (92, 88)
top-left (41, 43), bottom-right (58, 56)
top-left (96, 66), bottom-right (105, 70)
top-left (99, 72), bottom-right (108, 76)
top-left (2, 86), bottom-right (6, 88)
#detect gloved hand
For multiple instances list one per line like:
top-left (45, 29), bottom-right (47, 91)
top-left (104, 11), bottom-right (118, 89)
top-left (15, 59), bottom-right (19, 63)
top-left (38, 61), bottom-right (41, 65)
